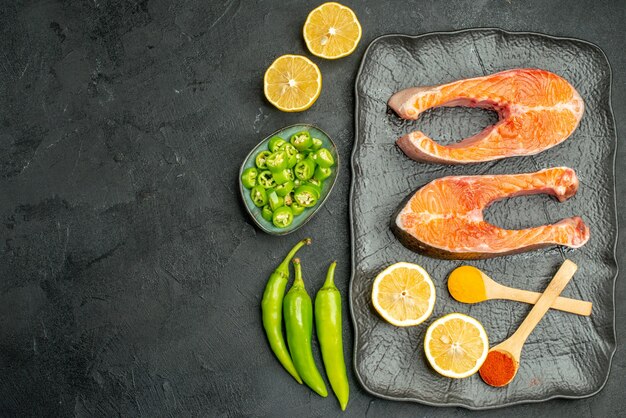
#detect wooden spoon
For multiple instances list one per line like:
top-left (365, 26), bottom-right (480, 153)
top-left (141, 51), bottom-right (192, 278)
top-left (448, 265), bottom-right (591, 316)
top-left (479, 260), bottom-right (578, 387)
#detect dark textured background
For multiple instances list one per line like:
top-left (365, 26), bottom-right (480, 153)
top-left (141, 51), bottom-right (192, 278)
top-left (0, 0), bottom-right (623, 416)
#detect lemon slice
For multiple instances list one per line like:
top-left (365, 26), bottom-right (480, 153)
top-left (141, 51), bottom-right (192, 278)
top-left (303, 2), bottom-right (362, 59)
top-left (424, 313), bottom-right (489, 379)
top-left (371, 262), bottom-right (436, 327)
top-left (263, 55), bottom-right (322, 112)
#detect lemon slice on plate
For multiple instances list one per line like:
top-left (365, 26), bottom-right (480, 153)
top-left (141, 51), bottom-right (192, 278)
top-left (424, 313), bottom-right (489, 379)
top-left (303, 2), bottom-right (362, 59)
top-left (264, 55), bottom-right (322, 112)
top-left (371, 262), bottom-right (436, 327)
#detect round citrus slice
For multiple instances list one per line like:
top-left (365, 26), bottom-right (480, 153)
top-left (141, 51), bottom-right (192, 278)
top-left (303, 2), bottom-right (362, 59)
top-left (263, 55), bottom-right (322, 112)
top-left (424, 313), bottom-right (489, 379)
top-left (371, 262), bottom-right (436, 327)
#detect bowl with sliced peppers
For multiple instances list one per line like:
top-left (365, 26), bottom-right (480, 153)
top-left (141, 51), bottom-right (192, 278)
top-left (239, 124), bottom-right (339, 234)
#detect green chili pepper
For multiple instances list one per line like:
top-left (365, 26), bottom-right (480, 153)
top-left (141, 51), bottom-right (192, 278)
top-left (273, 168), bottom-right (293, 185)
top-left (284, 258), bottom-right (328, 397)
top-left (250, 185), bottom-right (268, 207)
top-left (284, 193), bottom-right (293, 206)
top-left (311, 137), bottom-right (323, 150)
top-left (291, 202), bottom-right (305, 216)
top-left (275, 180), bottom-right (294, 197)
top-left (312, 148), bottom-right (335, 168)
top-left (268, 136), bottom-right (286, 152)
top-left (295, 152), bottom-right (306, 165)
top-left (261, 205), bottom-right (273, 221)
top-left (272, 206), bottom-right (293, 228)
top-left (314, 166), bottom-right (332, 182)
top-left (295, 158), bottom-right (316, 180)
top-left (261, 238), bottom-right (310, 384)
top-left (258, 170), bottom-right (276, 189)
top-left (315, 262), bottom-right (349, 410)
top-left (256, 150), bottom-right (271, 169)
top-left (290, 131), bottom-right (313, 151)
top-left (294, 178), bottom-right (302, 187)
top-left (306, 178), bottom-right (323, 198)
top-left (294, 185), bottom-right (318, 208)
top-left (268, 190), bottom-right (284, 211)
top-left (280, 143), bottom-right (299, 168)
top-left (266, 151), bottom-right (288, 172)
top-left (241, 167), bottom-right (258, 189)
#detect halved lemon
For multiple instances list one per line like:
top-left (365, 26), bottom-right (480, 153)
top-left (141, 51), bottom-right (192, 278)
top-left (263, 55), bottom-right (322, 112)
top-left (303, 2), bottom-right (362, 59)
top-left (424, 313), bottom-right (489, 379)
top-left (371, 262), bottom-right (436, 327)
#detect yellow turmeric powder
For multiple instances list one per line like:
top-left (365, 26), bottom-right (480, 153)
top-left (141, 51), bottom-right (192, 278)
top-left (447, 266), bottom-right (487, 303)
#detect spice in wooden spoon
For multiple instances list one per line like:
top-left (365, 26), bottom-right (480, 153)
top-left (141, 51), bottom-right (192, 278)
top-left (479, 260), bottom-right (578, 387)
top-left (479, 350), bottom-right (517, 387)
top-left (448, 265), bottom-right (591, 316)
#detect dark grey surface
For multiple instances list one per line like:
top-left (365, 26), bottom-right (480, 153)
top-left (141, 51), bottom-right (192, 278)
top-left (351, 30), bottom-right (616, 408)
top-left (0, 1), bottom-right (623, 416)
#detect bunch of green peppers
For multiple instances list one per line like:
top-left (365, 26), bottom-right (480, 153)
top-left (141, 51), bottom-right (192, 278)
top-left (260, 238), bottom-right (349, 411)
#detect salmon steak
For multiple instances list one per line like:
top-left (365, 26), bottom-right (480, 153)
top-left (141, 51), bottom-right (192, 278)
top-left (392, 167), bottom-right (590, 259)
top-left (388, 69), bottom-right (584, 164)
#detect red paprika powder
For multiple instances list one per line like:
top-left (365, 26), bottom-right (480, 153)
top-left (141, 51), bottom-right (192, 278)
top-left (479, 350), bottom-right (517, 387)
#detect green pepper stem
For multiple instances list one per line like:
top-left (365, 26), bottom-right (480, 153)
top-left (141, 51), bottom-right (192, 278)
top-left (322, 261), bottom-right (337, 288)
top-left (276, 238), bottom-right (311, 276)
top-left (292, 258), bottom-right (304, 287)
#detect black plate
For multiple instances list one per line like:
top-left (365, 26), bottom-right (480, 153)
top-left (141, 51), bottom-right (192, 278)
top-left (349, 29), bottom-right (618, 409)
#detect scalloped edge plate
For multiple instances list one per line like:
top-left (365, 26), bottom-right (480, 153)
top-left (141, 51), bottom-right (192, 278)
top-left (349, 28), bottom-right (618, 410)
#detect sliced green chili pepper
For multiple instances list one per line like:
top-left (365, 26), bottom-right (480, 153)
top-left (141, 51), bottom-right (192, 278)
top-left (311, 137), bottom-right (323, 150)
top-left (290, 131), bottom-right (313, 151)
top-left (306, 178), bottom-right (324, 198)
top-left (266, 151), bottom-right (288, 172)
top-left (291, 202), bottom-right (305, 216)
top-left (295, 158), bottom-right (316, 181)
top-left (315, 262), bottom-right (349, 410)
top-left (312, 148), bottom-right (335, 168)
top-left (256, 151), bottom-right (271, 169)
top-left (268, 136), bottom-right (286, 152)
top-left (250, 185), bottom-right (268, 207)
top-left (280, 143), bottom-right (298, 168)
top-left (261, 238), bottom-right (310, 384)
top-left (268, 190), bottom-right (284, 211)
top-left (241, 167), bottom-right (258, 189)
top-left (258, 170), bottom-right (276, 189)
top-left (272, 206), bottom-right (293, 228)
top-left (275, 180), bottom-right (294, 197)
top-left (261, 205), bottom-right (273, 221)
top-left (314, 166), bottom-right (331, 181)
top-left (284, 258), bottom-right (328, 397)
top-left (284, 193), bottom-right (293, 206)
top-left (294, 185), bottom-right (318, 208)
top-left (273, 168), bottom-right (293, 185)
top-left (295, 152), bottom-right (306, 165)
